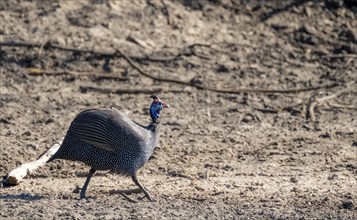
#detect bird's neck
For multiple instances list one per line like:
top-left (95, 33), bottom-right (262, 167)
top-left (145, 122), bottom-right (160, 157)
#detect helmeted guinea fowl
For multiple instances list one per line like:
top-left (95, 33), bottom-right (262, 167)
top-left (47, 95), bottom-right (170, 201)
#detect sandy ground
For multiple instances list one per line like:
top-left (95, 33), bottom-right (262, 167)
top-left (0, 0), bottom-right (356, 219)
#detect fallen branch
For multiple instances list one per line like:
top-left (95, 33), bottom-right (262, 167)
top-left (109, 188), bottom-right (142, 195)
top-left (115, 48), bottom-right (200, 87)
top-left (80, 86), bottom-right (191, 94)
top-left (109, 188), bottom-right (143, 203)
top-left (116, 48), bottom-right (339, 94)
top-left (0, 40), bottom-right (112, 55)
top-left (26, 68), bottom-right (128, 81)
top-left (206, 84), bottom-right (339, 94)
top-left (0, 40), bottom-right (177, 62)
top-left (80, 86), bottom-right (161, 94)
top-left (3, 139), bottom-right (63, 186)
top-left (0, 40), bottom-right (207, 63)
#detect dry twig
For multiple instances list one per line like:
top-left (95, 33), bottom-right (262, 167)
top-left (160, 0), bottom-right (171, 25)
top-left (327, 103), bottom-right (357, 110)
top-left (3, 139), bottom-right (63, 186)
top-left (109, 188), bottom-right (144, 203)
top-left (307, 92), bottom-right (318, 121)
top-left (0, 40), bottom-right (208, 63)
top-left (26, 68), bottom-right (128, 81)
top-left (306, 87), bottom-right (352, 121)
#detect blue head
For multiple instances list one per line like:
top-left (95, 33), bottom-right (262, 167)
top-left (149, 95), bottom-right (170, 123)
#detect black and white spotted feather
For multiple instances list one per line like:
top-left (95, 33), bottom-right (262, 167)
top-left (47, 95), bottom-right (169, 200)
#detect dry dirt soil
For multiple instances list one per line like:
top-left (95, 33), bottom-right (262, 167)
top-left (1, 0), bottom-right (357, 219)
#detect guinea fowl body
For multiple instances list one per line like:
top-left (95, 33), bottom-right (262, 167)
top-left (51, 108), bottom-right (159, 176)
top-left (48, 95), bottom-right (169, 201)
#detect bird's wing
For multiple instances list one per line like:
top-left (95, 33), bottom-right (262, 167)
top-left (69, 108), bottom-right (147, 153)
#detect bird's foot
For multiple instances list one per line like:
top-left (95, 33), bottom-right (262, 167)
top-left (79, 192), bottom-right (96, 200)
top-left (79, 193), bottom-right (86, 200)
top-left (79, 194), bottom-right (95, 200)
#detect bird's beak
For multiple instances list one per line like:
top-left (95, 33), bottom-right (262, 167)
top-left (162, 102), bottom-right (170, 108)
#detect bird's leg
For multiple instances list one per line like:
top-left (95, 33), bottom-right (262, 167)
top-left (131, 174), bottom-right (154, 201)
top-left (80, 168), bottom-right (96, 199)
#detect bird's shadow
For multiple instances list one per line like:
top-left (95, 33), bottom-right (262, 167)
top-left (0, 193), bottom-right (44, 201)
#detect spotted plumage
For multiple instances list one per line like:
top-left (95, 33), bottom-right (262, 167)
top-left (48, 95), bottom-right (170, 201)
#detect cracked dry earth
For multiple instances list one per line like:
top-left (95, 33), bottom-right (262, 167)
top-left (0, 0), bottom-right (357, 219)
